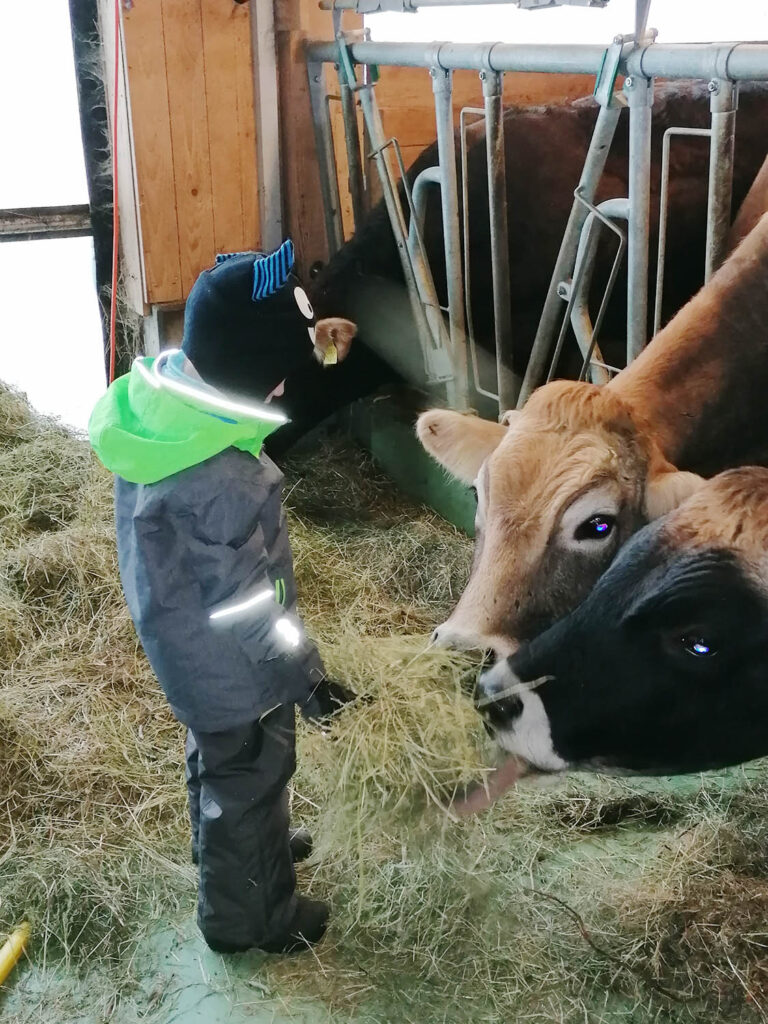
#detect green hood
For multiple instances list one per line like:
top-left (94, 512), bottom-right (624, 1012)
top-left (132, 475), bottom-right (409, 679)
top-left (88, 357), bottom-right (285, 484)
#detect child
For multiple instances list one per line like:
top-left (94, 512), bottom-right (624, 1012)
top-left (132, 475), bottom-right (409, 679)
top-left (89, 241), bottom-right (356, 954)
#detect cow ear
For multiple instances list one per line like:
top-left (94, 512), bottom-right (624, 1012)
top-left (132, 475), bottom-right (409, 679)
top-left (416, 409), bottom-right (507, 484)
top-left (645, 469), bottom-right (705, 519)
top-left (314, 317), bottom-right (357, 363)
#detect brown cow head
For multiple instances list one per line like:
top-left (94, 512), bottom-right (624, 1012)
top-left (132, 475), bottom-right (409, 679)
top-left (417, 380), bottom-right (703, 653)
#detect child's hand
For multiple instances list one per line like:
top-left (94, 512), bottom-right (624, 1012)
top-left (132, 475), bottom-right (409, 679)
top-left (301, 678), bottom-right (358, 726)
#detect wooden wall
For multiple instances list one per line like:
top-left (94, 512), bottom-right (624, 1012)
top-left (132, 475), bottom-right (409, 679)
top-left (275, 1), bottom-right (362, 276)
top-left (376, 68), bottom-right (594, 171)
top-left (120, 0), bottom-right (259, 308)
top-left (109, 0), bottom-right (593, 310)
top-left (328, 66), bottom-right (594, 245)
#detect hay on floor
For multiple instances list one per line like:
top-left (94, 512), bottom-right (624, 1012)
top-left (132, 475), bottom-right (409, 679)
top-left (2, 380), bottom-right (768, 1023)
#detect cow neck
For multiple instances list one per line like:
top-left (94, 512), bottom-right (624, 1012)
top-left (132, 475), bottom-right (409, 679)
top-left (728, 152), bottom-right (768, 252)
top-left (608, 213), bottom-right (768, 475)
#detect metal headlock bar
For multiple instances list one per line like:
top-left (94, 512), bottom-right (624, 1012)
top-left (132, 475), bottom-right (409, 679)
top-left (460, 107), bottom-right (499, 403)
top-left (570, 193), bottom-right (628, 383)
top-left (306, 39), bottom-right (768, 79)
top-left (653, 126), bottom-right (711, 336)
top-left (306, 34), bottom-right (768, 415)
top-left (319, 1), bottom-right (609, 10)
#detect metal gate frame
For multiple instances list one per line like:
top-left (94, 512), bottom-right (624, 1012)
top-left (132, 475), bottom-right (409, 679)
top-left (305, 35), bottom-right (768, 415)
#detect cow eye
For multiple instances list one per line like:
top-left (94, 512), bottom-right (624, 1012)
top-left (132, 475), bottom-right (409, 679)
top-left (574, 514), bottom-right (616, 541)
top-left (680, 635), bottom-right (717, 658)
top-left (293, 286), bottom-right (314, 320)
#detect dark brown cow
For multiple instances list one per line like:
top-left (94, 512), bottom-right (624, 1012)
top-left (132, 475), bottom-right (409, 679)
top-left (267, 83), bottom-right (768, 456)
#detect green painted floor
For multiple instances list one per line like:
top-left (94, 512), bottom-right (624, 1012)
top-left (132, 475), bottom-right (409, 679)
top-left (348, 394), bottom-right (477, 536)
top-left (1, 766), bottom-right (757, 1022)
top-left (1, 916), bottom-right (349, 1024)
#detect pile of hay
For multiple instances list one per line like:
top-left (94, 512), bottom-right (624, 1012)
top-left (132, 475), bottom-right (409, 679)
top-left (3, 380), bottom-right (768, 1023)
top-left (0, 386), bottom-right (191, 974)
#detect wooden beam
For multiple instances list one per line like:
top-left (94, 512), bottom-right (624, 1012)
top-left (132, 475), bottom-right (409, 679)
top-left (0, 205), bottom-right (92, 243)
top-left (97, 0), bottom-right (148, 315)
top-left (201, 0), bottom-right (249, 255)
top-left (161, 0), bottom-right (217, 297)
top-left (274, 1), bottom-right (361, 274)
top-left (251, 0), bottom-right (283, 250)
top-left (68, 0), bottom-right (112, 365)
top-left (233, 5), bottom-right (260, 250)
top-left (122, 0), bottom-right (182, 304)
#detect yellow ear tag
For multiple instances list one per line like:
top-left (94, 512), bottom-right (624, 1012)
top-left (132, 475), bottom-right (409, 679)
top-left (323, 342), bottom-right (338, 366)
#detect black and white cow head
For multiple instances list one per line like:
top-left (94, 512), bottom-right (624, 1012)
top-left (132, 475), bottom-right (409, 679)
top-left (476, 468), bottom-right (768, 777)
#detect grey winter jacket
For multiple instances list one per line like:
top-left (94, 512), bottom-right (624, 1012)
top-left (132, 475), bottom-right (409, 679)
top-left (115, 447), bottom-right (325, 731)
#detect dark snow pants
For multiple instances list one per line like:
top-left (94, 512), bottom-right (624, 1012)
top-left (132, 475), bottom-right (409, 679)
top-left (184, 703), bottom-right (298, 949)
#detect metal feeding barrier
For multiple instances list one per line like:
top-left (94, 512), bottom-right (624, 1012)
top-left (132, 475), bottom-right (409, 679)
top-left (306, 7), bottom-right (768, 416)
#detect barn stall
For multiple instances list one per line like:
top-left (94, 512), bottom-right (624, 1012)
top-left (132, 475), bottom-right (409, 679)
top-left (3, 1), bottom-right (768, 1022)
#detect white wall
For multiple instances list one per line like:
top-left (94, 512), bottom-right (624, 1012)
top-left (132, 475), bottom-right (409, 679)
top-left (0, 238), bottom-right (106, 435)
top-left (0, 0), bottom-right (105, 432)
top-left (369, 0), bottom-right (768, 44)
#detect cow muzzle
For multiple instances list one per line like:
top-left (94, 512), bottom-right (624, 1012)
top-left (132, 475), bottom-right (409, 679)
top-left (475, 662), bottom-right (567, 774)
top-left (431, 621), bottom-right (482, 651)
top-left (431, 621), bottom-right (519, 657)
top-left (474, 660), bottom-right (526, 731)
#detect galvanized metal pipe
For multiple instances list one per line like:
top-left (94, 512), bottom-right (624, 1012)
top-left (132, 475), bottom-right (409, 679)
top-left (321, 0), bottom-right (607, 8)
top-left (627, 43), bottom-right (768, 83)
top-left (569, 197), bottom-right (629, 385)
top-left (355, 83), bottom-right (441, 379)
top-left (308, 39), bottom-right (608, 73)
top-left (546, 190), bottom-right (625, 383)
top-left (307, 61), bottom-right (345, 255)
top-left (337, 76), bottom-right (367, 232)
top-left (460, 106), bottom-right (500, 402)
top-left (634, 0), bottom-right (651, 41)
top-left (653, 126), bottom-right (711, 334)
top-left (432, 67), bottom-right (469, 408)
top-left (408, 165), bottom-right (442, 249)
top-left (624, 74), bottom-right (653, 362)
top-left (406, 165), bottom-right (454, 360)
top-left (517, 101), bottom-right (622, 405)
top-left (306, 40), bottom-right (768, 81)
top-left (481, 70), bottom-right (518, 411)
top-left (705, 78), bottom-right (738, 280)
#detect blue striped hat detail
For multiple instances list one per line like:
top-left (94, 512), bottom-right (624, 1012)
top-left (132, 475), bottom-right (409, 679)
top-left (252, 239), bottom-right (295, 301)
top-left (215, 250), bottom-right (254, 265)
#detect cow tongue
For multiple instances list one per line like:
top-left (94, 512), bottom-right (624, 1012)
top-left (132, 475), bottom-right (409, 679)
top-left (448, 754), bottom-right (529, 818)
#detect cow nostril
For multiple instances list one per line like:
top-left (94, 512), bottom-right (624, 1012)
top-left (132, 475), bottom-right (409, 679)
top-left (430, 627), bottom-right (441, 646)
top-left (478, 692), bottom-right (523, 730)
top-left (475, 664), bottom-right (525, 729)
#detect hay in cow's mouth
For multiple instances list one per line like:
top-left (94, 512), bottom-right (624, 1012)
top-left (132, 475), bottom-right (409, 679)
top-left (3, 379), bottom-right (768, 1022)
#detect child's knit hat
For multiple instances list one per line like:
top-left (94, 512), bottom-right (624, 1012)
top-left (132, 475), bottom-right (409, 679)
top-left (182, 239), bottom-right (318, 401)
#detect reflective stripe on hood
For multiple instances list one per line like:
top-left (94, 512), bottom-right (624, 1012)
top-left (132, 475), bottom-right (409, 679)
top-left (88, 354), bottom-right (288, 484)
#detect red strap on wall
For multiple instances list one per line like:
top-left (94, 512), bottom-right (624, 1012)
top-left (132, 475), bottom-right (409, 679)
top-left (108, 0), bottom-right (120, 383)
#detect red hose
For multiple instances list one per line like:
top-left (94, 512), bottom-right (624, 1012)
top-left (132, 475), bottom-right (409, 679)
top-left (108, 0), bottom-right (120, 383)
